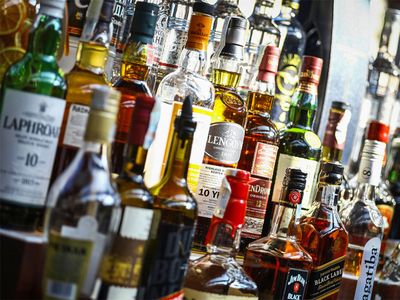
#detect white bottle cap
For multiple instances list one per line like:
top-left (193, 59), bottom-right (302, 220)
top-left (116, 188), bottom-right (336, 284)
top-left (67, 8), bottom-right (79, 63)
top-left (358, 140), bottom-right (386, 186)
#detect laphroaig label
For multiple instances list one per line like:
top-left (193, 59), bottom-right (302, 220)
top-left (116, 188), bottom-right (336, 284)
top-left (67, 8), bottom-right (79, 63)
top-left (184, 288), bottom-right (258, 299)
top-left (306, 256), bottom-right (345, 299)
top-left (0, 89), bottom-right (65, 206)
top-left (354, 237), bottom-right (381, 300)
top-left (63, 104), bottom-right (89, 148)
top-left (271, 154), bottom-right (319, 210)
top-left (282, 268), bottom-right (309, 300)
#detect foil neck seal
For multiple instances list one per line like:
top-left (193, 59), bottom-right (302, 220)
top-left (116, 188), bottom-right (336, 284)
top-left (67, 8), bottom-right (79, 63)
top-left (130, 2), bottom-right (159, 44)
top-left (219, 16), bottom-right (247, 59)
top-left (257, 45), bottom-right (280, 82)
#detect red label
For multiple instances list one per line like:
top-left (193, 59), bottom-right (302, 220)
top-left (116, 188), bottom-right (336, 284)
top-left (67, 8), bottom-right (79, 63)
top-left (289, 190), bottom-right (301, 204)
top-left (251, 142), bottom-right (278, 179)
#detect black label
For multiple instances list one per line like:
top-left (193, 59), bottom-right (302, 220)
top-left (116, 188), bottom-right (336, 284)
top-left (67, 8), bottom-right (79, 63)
top-left (282, 268), bottom-right (309, 300)
top-left (68, 0), bottom-right (90, 36)
top-left (144, 221), bottom-right (194, 298)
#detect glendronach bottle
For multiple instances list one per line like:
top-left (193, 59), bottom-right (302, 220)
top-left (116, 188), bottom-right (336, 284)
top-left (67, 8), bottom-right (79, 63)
top-left (97, 95), bottom-right (156, 300)
top-left (112, 2), bottom-right (159, 176)
top-left (263, 56), bottom-right (323, 236)
top-left (42, 86), bottom-right (121, 300)
top-left (51, 0), bottom-right (115, 183)
top-left (237, 45), bottom-right (280, 253)
top-left (144, 1), bottom-right (215, 191)
top-left (184, 169), bottom-right (258, 299)
top-left (0, 0), bottom-right (67, 232)
top-left (243, 168), bottom-right (313, 299)
top-left (141, 96), bottom-right (197, 299)
top-left (298, 162), bottom-right (349, 300)
top-left (193, 16), bottom-right (248, 251)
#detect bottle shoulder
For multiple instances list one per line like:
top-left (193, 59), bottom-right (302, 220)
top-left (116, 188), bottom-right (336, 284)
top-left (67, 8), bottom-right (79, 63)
top-left (279, 128), bottom-right (321, 159)
top-left (245, 114), bottom-right (280, 142)
top-left (116, 175), bottom-right (153, 208)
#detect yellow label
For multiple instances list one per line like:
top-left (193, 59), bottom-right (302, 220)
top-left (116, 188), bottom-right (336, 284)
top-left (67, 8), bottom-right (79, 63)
top-left (186, 14), bottom-right (213, 51)
top-left (305, 131), bottom-right (322, 149)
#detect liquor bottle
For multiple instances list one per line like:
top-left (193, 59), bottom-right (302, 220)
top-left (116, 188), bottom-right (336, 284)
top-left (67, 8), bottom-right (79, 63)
top-left (388, 129), bottom-right (400, 239)
top-left (271, 0), bottom-right (306, 130)
top-left (51, 0), bottom-right (115, 182)
top-left (237, 45), bottom-right (280, 252)
top-left (184, 169), bottom-right (258, 299)
top-left (141, 96), bottom-right (197, 299)
top-left (264, 56), bottom-right (323, 236)
top-left (112, 1), bottom-right (159, 175)
top-left (97, 95), bottom-right (156, 300)
top-left (117, 0), bottom-right (135, 53)
top-left (43, 85), bottom-right (121, 300)
top-left (338, 139), bottom-right (385, 300)
top-left (298, 162), bottom-right (349, 300)
top-left (193, 16), bottom-right (248, 250)
top-left (243, 168), bottom-right (313, 299)
top-left (239, 0), bottom-right (281, 96)
top-left (0, 0), bottom-right (67, 232)
top-left (144, 1), bottom-right (215, 191)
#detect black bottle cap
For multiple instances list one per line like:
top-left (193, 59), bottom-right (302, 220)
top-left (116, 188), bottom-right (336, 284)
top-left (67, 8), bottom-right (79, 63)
top-left (193, 1), bottom-right (214, 16)
top-left (130, 2), bottom-right (159, 44)
top-left (99, 0), bottom-right (114, 23)
top-left (319, 162), bottom-right (344, 185)
top-left (220, 16), bottom-right (247, 58)
top-left (174, 96), bottom-right (197, 139)
top-left (285, 168), bottom-right (307, 191)
top-left (331, 101), bottom-right (351, 111)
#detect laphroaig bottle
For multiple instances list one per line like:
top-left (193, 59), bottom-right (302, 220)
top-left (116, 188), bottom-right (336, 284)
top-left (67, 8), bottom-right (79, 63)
top-left (193, 16), bottom-right (248, 250)
top-left (0, 0), bottom-right (67, 232)
top-left (43, 86), bottom-right (121, 300)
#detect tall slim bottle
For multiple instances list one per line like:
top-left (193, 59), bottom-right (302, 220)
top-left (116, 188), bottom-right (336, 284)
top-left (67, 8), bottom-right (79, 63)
top-left (141, 96), bottom-right (197, 299)
top-left (52, 0), bottom-right (115, 182)
top-left (43, 86), bottom-right (121, 300)
top-left (193, 16), bottom-right (248, 250)
top-left (0, 0), bottom-right (67, 231)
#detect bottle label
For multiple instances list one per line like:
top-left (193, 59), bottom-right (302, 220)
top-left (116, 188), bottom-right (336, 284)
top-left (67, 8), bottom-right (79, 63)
top-left (323, 109), bottom-right (351, 151)
top-left (205, 122), bottom-right (245, 165)
top-left (0, 89), bottom-right (65, 206)
top-left (358, 152), bottom-right (384, 186)
top-left (282, 268), bottom-right (309, 300)
top-left (159, 28), bottom-right (188, 68)
top-left (98, 285), bottom-right (137, 300)
top-left (196, 164), bottom-right (226, 218)
top-left (306, 256), bottom-right (345, 299)
top-left (63, 104), bottom-right (89, 148)
top-left (241, 177), bottom-right (272, 239)
top-left (354, 237), bottom-right (381, 300)
top-left (186, 14), bottom-right (213, 51)
top-left (111, 0), bottom-right (127, 46)
top-left (144, 221), bottom-right (194, 299)
top-left (271, 154), bottom-right (319, 210)
top-left (67, 0), bottom-right (90, 37)
top-left (184, 288), bottom-right (258, 299)
top-left (251, 142), bottom-right (278, 178)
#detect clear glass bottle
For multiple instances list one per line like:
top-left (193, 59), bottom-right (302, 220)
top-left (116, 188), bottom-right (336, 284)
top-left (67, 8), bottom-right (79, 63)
top-left (0, 0), bottom-right (67, 232)
top-left (184, 169), bottom-right (258, 299)
top-left (42, 86), bottom-right (121, 300)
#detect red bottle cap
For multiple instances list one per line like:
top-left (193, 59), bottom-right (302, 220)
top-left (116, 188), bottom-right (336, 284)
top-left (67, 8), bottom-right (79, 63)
top-left (300, 55), bottom-right (323, 85)
top-left (257, 45), bottom-right (280, 82)
top-left (367, 120), bottom-right (390, 144)
top-left (128, 94), bottom-right (155, 146)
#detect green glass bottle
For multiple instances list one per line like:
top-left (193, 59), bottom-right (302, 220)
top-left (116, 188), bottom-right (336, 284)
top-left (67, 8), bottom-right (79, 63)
top-left (263, 56), bottom-right (323, 236)
top-left (0, 0), bottom-right (67, 232)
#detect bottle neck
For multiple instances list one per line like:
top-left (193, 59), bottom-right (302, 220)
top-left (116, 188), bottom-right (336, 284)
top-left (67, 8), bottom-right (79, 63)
top-left (121, 40), bottom-right (150, 81)
top-left (289, 82), bottom-right (318, 130)
top-left (75, 41), bottom-right (108, 74)
top-left (179, 48), bottom-right (207, 74)
top-left (211, 56), bottom-right (242, 89)
top-left (247, 81), bottom-right (275, 115)
top-left (354, 183), bottom-right (377, 205)
top-left (121, 144), bottom-right (147, 179)
top-left (314, 183), bottom-right (338, 207)
top-left (206, 222), bottom-right (240, 257)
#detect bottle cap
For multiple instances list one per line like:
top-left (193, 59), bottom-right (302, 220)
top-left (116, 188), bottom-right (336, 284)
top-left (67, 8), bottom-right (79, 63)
top-left (280, 168), bottom-right (307, 206)
top-left (174, 96), bottom-right (197, 139)
top-left (39, 0), bottom-right (66, 19)
top-left (319, 162), bottom-right (344, 185)
top-left (331, 101), bottom-right (351, 111)
top-left (130, 2), bottom-right (159, 44)
top-left (299, 55), bottom-right (324, 85)
top-left (367, 120), bottom-right (390, 144)
top-left (257, 45), bottom-right (280, 82)
top-left (220, 16), bottom-right (247, 58)
top-left (128, 95), bottom-right (156, 146)
top-left (193, 1), bottom-right (215, 15)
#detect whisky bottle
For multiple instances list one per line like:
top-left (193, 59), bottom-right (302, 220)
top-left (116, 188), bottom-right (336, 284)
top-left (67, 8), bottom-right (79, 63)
top-left (141, 96), bottom-right (197, 299)
top-left (43, 86), bottom-right (121, 300)
top-left (112, 1), bottom-right (159, 175)
top-left (243, 168), bottom-right (313, 299)
top-left (144, 1), bottom-right (215, 191)
top-left (184, 169), bottom-right (258, 299)
top-left (272, 0), bottom-right (306, 130)
top-left (339, 140), bottom-right (385, 300)
top-left (299, 162), bottom-right (349, 300)
top-left (0, 0), bottom-right (67, 232)
top-left (238, 45), bottom-right (280, 252)
top-left (193, 16), bottom-right (248, 250)
top-left (51, 0), bottom-right (115, 183)
top-left (264, 56), bottom-right (323, 235)
top-left (97, 95), bottom-right (156, 300)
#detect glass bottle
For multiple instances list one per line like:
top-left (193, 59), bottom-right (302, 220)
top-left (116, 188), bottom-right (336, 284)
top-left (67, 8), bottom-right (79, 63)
top-left (51, 0), bottom-right (115, 183)
top-left (97, 95), bottom-right (156, 300)
top-left (144, 1), bottom-right (215, 191)
top-left (237, 45), bottom-right (280, 253)
top-left (339, 140), bottom-right (385, 300)
top-left (298, 162), bottom-right (349, 300)
top-left (141, 96), bottom-right (197, 299)
top-left (184, 169), bottom-right (258, 299)
top-left (264, 56), bottom-right (323, 236)
top-left (193, 16), bottom-right (248, 251)
top-left (243, 168), bottom-right (313, 299)
top-left (239, 0), bottom-right (281, 97)
top-left (271, 0), bottom-right (306, 130)
top-left (0, 0), bottom-right (67, 232)
top-left (388, 128), bottom-right (400, 240)
top-left (42, 86), bottom-right (121, 300)
top-left (112, 1), bottom-right (159, 175)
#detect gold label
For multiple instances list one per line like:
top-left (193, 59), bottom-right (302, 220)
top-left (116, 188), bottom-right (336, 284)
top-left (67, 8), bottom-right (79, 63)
top-left (186, 14), bottom-right (213, 51)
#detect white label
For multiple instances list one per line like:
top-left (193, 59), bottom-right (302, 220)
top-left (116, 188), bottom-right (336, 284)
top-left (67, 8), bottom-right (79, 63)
top-left (196, 164), bottom-right (226, 218)
top-left (120, 206), bottom-right (154, 240)
top-left (358, 156), bottom-right (383, 186)
top-left (63, 104), bottom-right (89, 148)
top-left (184, 288), bottom-right (258, 299)
top-left (46, 279), bottom-right (77, 300)
top-left (271, 154), bottom-right (319, 210)
top-left (0, 89), bottom-right (65, 205)
top-left (354, 237), bottom-right (381, 300)
top-left (106, 286), bottom-right (137, 300)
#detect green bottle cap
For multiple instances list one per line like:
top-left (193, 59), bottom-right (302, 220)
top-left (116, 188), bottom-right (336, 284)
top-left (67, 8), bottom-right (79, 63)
top-left (130, 2), bottom-right (159, 44)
